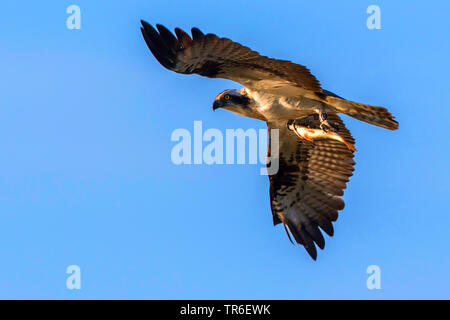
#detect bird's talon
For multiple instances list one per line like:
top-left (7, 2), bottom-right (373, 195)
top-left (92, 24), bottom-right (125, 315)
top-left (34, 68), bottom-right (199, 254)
top-left (320, 120), bottom-right (339, 133)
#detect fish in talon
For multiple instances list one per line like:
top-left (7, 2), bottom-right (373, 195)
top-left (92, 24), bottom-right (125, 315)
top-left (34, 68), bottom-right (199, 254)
top-left (288, 123), bottom-right (357, 151)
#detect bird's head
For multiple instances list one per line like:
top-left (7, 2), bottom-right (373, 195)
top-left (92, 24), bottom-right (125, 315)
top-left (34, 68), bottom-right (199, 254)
top-left (212, 89), bottom-right (260, 119)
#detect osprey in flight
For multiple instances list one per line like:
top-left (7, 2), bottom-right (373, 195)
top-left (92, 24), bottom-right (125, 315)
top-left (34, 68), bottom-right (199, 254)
top-left (140, 21), bottom-right (398, 260)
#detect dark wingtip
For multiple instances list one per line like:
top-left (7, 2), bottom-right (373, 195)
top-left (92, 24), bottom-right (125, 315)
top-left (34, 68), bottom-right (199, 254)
top-left (155, 23), bottom-right (170, 34)
top-left (284, 224), bottom-right (295, 245)
top-left (140, 21), bottom-right (176, 70)
top-left (191, 27), bottom-right (205, 40)
top-left (174, 27), bottom-right (192, 47)
top-left (287, 222), bottom-right (318, 260)
top-left (319, 221), bottom-right (334, 237)
top-left (155, 24), bottom-right (178, 50)
top-left (315, 238), bottom-right (325, 250)
top-left (305, 244), bottom-right (318, 260)
top-left (140, 20), bottom-right (151, 29)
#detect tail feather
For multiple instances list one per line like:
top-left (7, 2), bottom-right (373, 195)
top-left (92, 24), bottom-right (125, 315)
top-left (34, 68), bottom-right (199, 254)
top-left (326, 96), bottom-right (398, 130)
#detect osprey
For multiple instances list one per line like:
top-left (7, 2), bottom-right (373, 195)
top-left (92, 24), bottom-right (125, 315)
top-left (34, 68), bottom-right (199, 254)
top-left (140, 21), bottom-right (398, 260)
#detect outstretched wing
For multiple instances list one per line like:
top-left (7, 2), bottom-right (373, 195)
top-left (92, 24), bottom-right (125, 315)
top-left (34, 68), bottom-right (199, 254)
top-left (140, 21), bottom-right (322, 95)
top-left (267, 114), bottom-right (355, 260)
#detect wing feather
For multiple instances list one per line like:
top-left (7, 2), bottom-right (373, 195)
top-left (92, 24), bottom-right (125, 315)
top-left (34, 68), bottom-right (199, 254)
top-left (267, 114), bottom-right (355, 260)
top-left (140, 21), bottom-right (322, 93)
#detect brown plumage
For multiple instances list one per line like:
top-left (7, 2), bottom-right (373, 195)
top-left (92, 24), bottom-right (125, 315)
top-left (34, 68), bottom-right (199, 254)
top-left (141, 21), bottom-right (398, 130)
top-left (140, 21), bottom-right (398, 259)
top-left (140, 21), bottom-right (322, 91)
top-left (268, 114), bottom-right (355, 260)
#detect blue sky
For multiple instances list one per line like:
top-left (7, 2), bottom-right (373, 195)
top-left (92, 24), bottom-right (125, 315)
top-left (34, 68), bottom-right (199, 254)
top-left (0, 0), bottom-right (449, 299)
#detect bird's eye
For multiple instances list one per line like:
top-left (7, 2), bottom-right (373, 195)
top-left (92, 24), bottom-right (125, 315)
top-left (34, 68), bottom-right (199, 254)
top-left (224, 94), bottom-right (231, 101)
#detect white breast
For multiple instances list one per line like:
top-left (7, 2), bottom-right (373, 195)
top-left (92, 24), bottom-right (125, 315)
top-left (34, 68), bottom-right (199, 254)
top-left (247, 89), bottom-right (322, 121)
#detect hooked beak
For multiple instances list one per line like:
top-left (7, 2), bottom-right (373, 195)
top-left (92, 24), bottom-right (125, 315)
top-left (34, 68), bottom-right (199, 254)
top-left (212, 100), bottom-right (224, 111)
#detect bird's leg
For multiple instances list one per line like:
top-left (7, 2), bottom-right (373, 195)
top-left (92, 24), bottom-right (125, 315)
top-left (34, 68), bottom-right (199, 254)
top-left (314, 107), bottom-right (339, 133)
